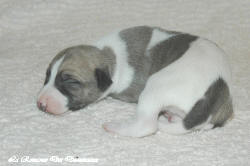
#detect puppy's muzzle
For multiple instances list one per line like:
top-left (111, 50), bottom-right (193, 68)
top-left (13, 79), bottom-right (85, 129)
top-left (37, 87), bottom-right (69, 115)
top-left (37, 101), bottom-right (47, 112)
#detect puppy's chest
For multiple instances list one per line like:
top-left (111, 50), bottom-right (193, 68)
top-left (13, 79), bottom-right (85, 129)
top-left (110, 59), bottom-right (151, 103)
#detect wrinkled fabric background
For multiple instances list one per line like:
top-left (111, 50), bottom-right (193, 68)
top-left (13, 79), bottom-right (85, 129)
top-left (0, 0), bottom-right (249, 165)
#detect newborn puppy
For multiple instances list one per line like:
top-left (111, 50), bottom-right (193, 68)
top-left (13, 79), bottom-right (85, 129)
top-left (37, 26), bottom-right (233, 137)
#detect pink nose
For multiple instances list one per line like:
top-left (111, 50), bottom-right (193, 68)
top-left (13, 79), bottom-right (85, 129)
top-left (37, 95), bottom-right (67, 115)
top-left (37, 96), bottom-right (49, 113)
top-left (37, 100), bottom-right (47, 112)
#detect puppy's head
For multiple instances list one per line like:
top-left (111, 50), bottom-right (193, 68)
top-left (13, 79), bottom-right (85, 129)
top-left (37, 45), bottom-right (113, 115)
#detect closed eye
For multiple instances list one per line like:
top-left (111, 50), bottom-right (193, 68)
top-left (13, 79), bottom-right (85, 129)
top-left (60, 73), bottom-right (83, 87)
top-left (63, 78), bottom-right (81, 85)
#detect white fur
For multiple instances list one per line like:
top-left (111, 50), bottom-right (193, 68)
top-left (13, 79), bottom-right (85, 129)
top-left (94, 31), bottom-right (135, 96)
top-left (143, 38), bottom-right (231, 113)
top-left (146, 29), bottom-right (176, 51)
top-left (104, 37), bottom-right (232, 137)
top-left (38, 56), bottom-right (68, 106)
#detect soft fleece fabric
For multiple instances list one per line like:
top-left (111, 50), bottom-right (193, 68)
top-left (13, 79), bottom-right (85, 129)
top-left (0, 0), bottom-right (249, 165)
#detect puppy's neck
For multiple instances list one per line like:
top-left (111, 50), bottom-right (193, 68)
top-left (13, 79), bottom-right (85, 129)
top-left (100, 46), bottom-right (116, 79)
top-left (94, 46), bottom-right (117, 101)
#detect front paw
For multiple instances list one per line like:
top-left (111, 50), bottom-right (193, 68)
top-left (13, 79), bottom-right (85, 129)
top-left (102, 122), bottom-right (125, 135)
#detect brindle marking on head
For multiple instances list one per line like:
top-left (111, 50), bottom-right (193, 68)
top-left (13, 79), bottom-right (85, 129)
top-left (45, 45), bottom-right (115, 110)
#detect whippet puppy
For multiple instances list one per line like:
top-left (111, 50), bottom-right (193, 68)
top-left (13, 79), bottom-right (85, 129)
top-left (37, 26), bottom-right (233, 137)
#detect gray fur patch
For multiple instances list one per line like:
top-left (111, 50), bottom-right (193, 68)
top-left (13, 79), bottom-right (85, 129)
top-left (183, 78), bottom-right (233, 130)
top-left (149, 33), bottom-right (197, 74)
top-left (111, 26), bottom-right (153, 102)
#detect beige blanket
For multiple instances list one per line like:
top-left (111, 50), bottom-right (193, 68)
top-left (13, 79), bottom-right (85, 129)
top-left (0, 0), bottom-right (249, 165)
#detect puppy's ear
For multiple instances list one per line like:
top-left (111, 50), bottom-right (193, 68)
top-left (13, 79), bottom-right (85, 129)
top-left (95, 68), bottom-right (112, 91)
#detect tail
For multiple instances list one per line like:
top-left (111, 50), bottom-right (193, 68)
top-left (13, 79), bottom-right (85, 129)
top-left (211, 97), bottom-right (234, 128)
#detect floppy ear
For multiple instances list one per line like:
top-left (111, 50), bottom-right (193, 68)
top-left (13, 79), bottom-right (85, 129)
top-left (95, 68), bottom-right (112, 91)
